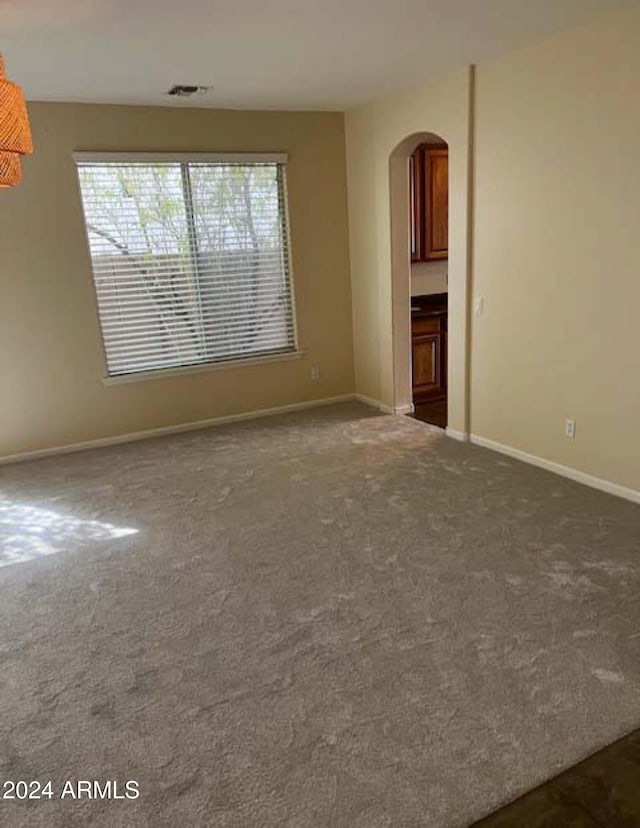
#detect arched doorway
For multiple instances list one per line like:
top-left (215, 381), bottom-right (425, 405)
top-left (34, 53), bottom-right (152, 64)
top-left (389, 131), bottom-right (468, 438)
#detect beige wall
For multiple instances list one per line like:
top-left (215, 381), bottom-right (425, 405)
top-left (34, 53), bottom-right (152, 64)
top-left (345, 69), bottom-right (471, 432)
top-left (0, 103), bottom-right (354, 456)
top-left (411, 261), bottom-right (448, 297)
top-left (472, 8), bottom-right (640, 491)
top-left (345, 8), bottom-right (640, 493)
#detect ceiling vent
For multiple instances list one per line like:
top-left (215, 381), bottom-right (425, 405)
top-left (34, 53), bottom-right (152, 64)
top-left (166, 85), bottom-right (212, 97)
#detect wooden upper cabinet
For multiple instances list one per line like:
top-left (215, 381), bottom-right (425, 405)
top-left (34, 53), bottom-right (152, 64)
top-left (424, 149), bottom-right (448, 260)
top-left (409, 144), bottom-right (448, 262)
top-left (409, 152), bottom-right (423, 262)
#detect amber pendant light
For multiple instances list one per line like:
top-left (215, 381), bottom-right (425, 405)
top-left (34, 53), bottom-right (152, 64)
top-left (0, 53), bottom-right (33, 187)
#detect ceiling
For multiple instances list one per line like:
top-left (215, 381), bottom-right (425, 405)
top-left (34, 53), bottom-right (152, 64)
top-left (1, 0), bottom-right (638, 110)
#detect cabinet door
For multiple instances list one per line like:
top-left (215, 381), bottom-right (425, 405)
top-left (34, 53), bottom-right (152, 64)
top-left (412, 332), bottom-right (443, 400)
top-left (442, 329), bottom-right (448, 390)
top-left (424, 149), bottom-right (448, 260)
top-left (409, 150), bottom-right (424, 262)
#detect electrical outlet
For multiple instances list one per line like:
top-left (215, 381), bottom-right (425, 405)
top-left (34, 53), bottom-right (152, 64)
top-left (565, 419), bottom-right (576, 439)
top-left (310, 365), bottom-right (320, 382)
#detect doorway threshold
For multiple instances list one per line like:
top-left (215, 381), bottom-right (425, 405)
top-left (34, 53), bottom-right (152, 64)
top-left (412, 399), bottom-right (447, 429)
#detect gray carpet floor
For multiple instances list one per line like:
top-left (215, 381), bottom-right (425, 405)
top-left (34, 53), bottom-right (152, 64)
top-left (0, 401), bottom-right (638, 827)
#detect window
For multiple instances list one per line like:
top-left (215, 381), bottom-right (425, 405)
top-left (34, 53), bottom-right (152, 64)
top-left (75, 153), bottom-right (297, 378)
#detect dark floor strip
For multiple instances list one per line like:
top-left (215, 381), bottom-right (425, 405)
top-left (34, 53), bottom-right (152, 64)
top-left (471, 729), bottom-right (640, 827)
top-left (412, 399), bottom-right (447, 428)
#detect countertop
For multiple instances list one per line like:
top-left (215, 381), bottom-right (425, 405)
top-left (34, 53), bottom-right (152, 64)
top-left (411, 292), bottom-right (448, 318)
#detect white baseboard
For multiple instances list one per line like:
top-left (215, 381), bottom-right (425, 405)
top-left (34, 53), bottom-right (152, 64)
top-left (394, 403), bottom-right (415, 415)
top-left (9, 399), bottom-right (635, 505)
top-left (0, 394), bottom-right (355, 466)
top-left (446, 427), bottom-right (469, 442)
top-left (470, 434), bottom-right (640, 505)
top-left (353, 394), bottom-right (396, 415)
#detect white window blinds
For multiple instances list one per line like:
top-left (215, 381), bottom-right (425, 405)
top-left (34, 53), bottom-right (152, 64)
top-left (75, 154), bottom-right (296, 377)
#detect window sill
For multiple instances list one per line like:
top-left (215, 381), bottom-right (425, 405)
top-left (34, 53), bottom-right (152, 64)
top-left (101, 350), bottom-right (306, 386)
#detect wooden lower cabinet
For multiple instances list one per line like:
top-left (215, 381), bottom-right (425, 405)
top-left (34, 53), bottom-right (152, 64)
top-left (411, 313), bottom-right (447, 402)
top-left (412, 332), bottom-right (441, 399)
